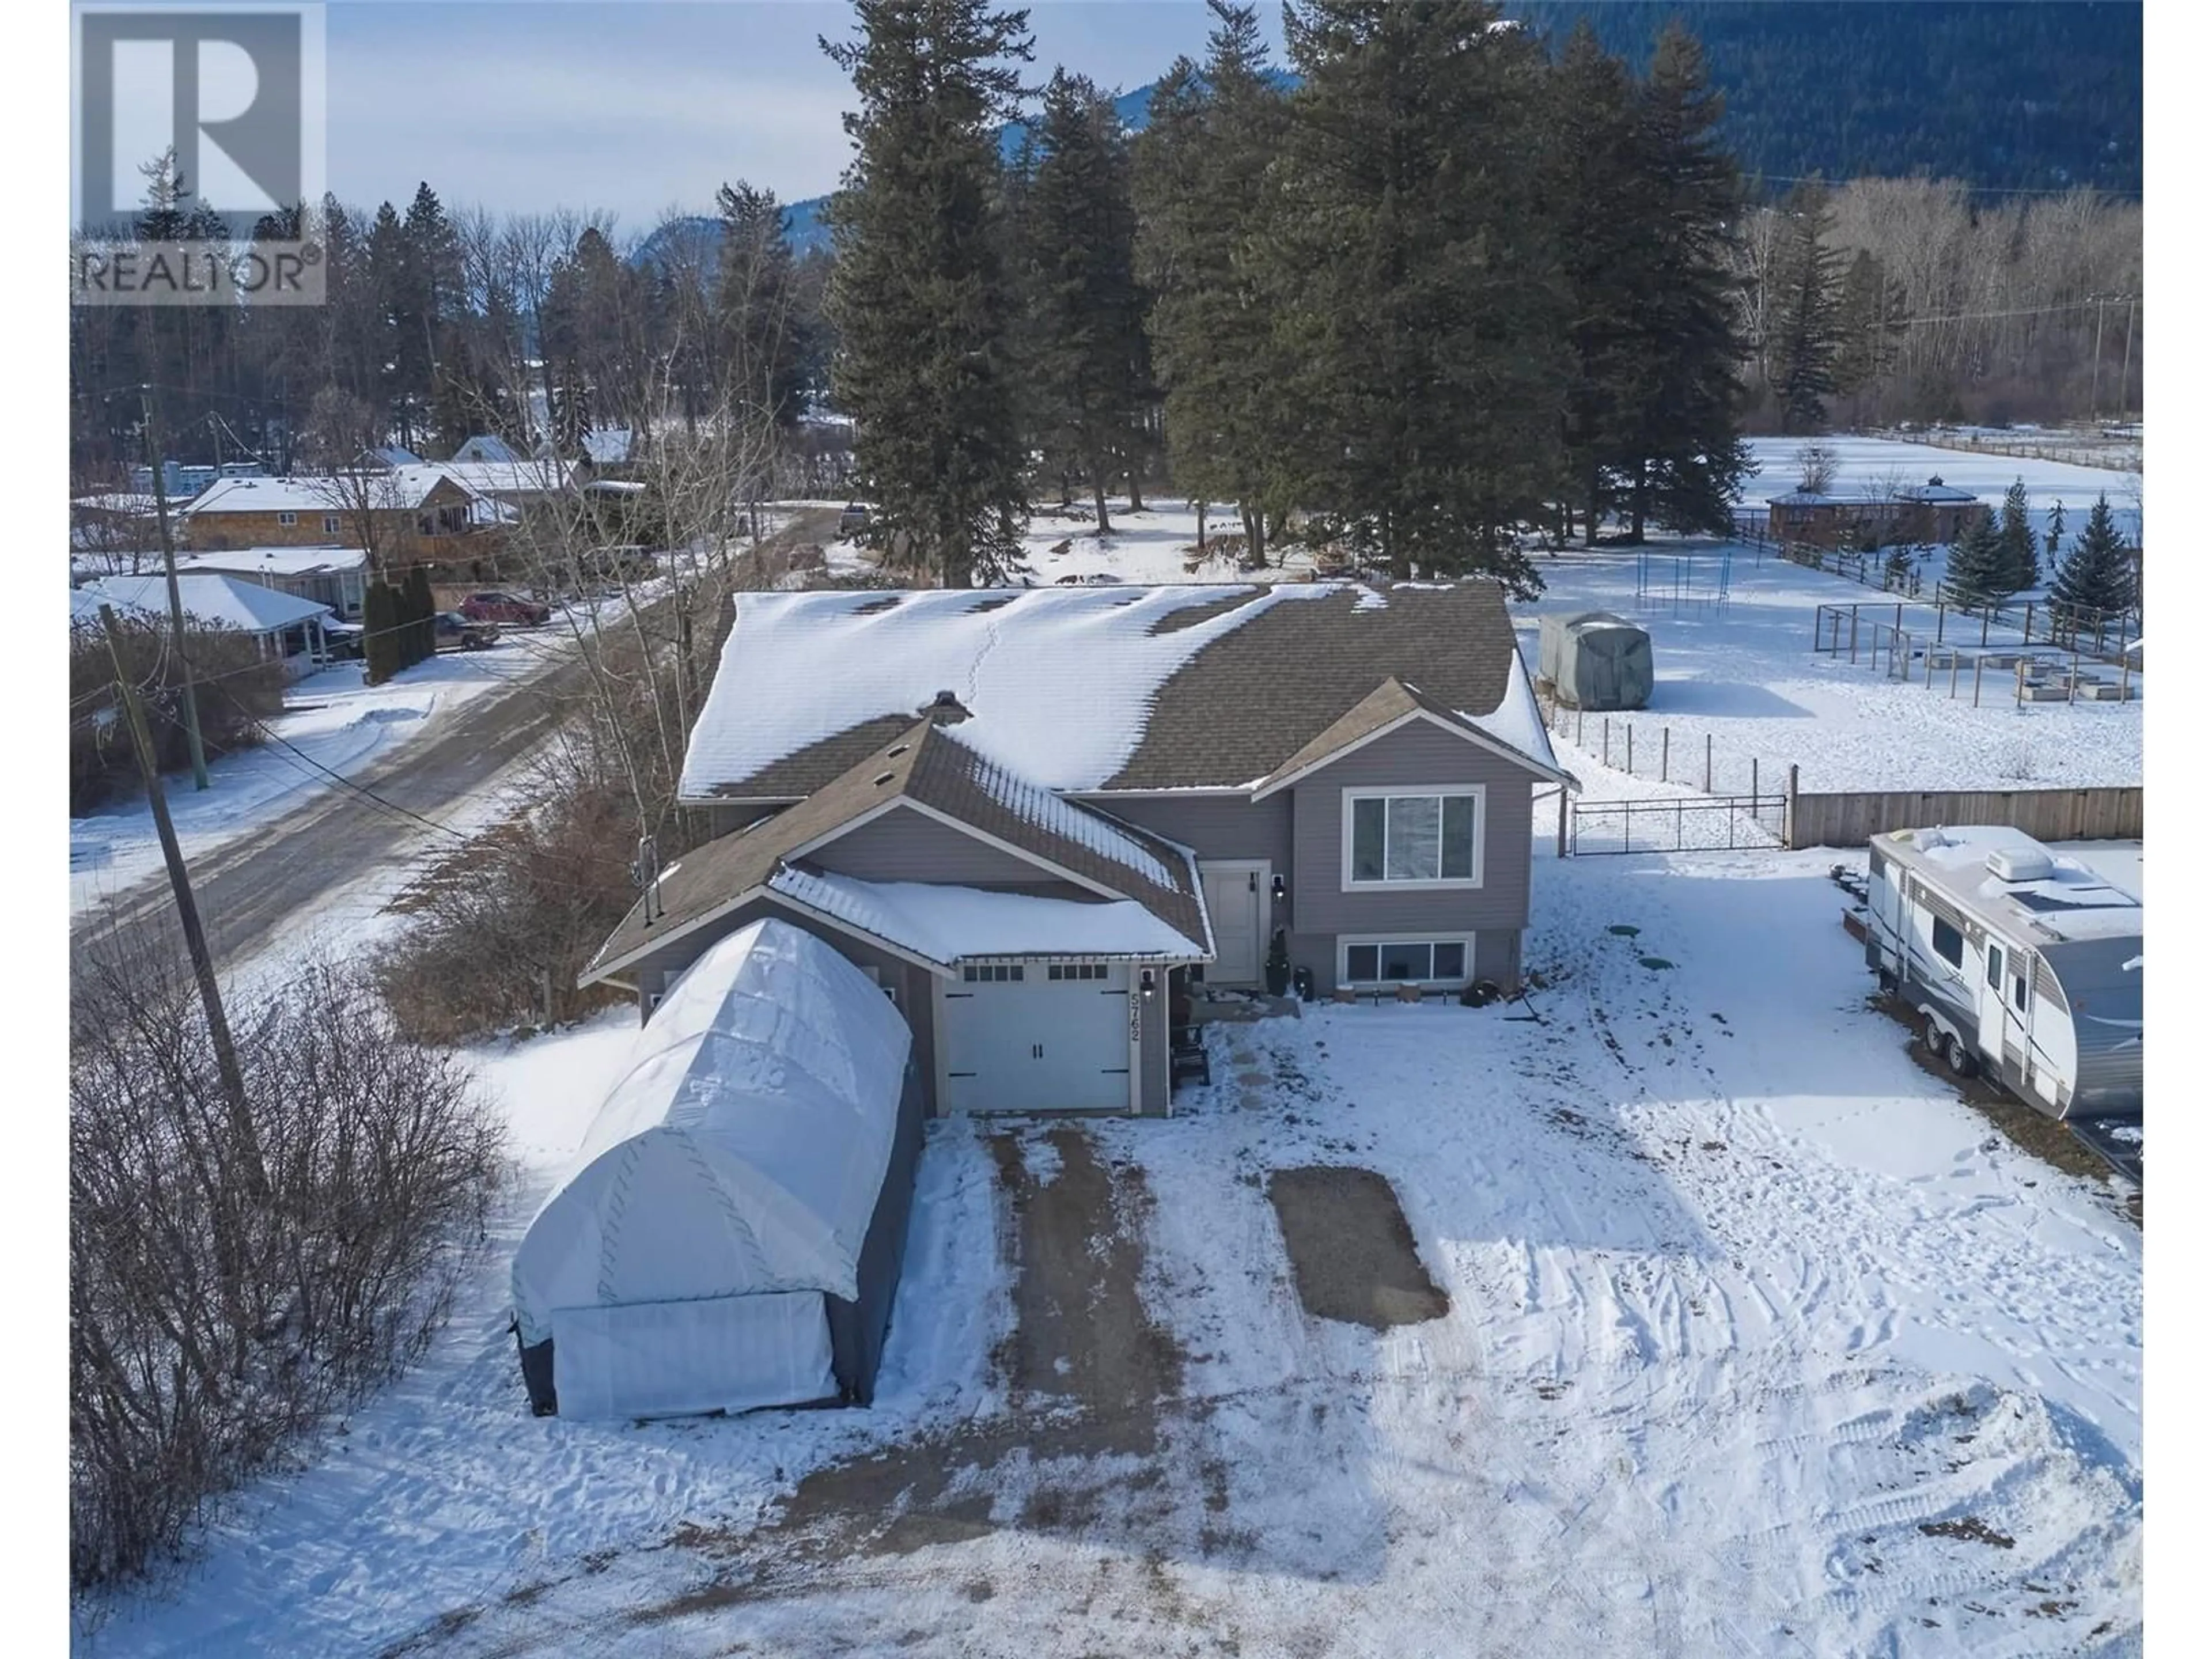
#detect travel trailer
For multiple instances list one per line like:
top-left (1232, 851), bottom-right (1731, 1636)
top-left (1863, 825), bottom-right (2141, 1120)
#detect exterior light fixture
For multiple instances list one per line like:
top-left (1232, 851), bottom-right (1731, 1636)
top-left (1271, 874), bottom-right (1286, 902)
top-left (1141, 969), bottom-right (1156, 1000)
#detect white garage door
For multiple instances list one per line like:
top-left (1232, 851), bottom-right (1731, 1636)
top-left (941, 962), bottom-right (1134, 1113)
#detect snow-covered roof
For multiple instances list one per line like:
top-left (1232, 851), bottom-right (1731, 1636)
top-left (72, 493), bottom-right (158, 517)
top-left (511, 918), bottom-right (913, 1352)
top-left (1883, 826), bottom-right (2142, 945)
top-left (433, 458), bottom-right (575, 497)
top-left (73, 573), bottom-right (333, 634)
top-left (172, 546), bottom-right (369, 578)
top-left (581, 427), bottom-right (633, 464)
top-left (185, 470), bottom-right (474, 516)
top-left (769, 868), bottom-right (1206, 964)
top-left (681, 582), bottom-right (1534, 799)
top-left (449, 434), bottom-right (522, 464)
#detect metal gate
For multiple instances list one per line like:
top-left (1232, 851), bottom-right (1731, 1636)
top-left (1570, 793), bottom-right (1787, 856)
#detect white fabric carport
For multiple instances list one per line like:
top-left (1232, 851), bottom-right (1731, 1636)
top-left (511, 917), bottom-right (914, 1420)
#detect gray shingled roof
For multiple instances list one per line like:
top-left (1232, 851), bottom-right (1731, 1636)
top-left (584, 720), bottom-right (1206, 984)
top-left (691, 582), bottom-right (1525, 799)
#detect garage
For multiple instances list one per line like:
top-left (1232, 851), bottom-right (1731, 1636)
top-left (941, 960), bottom-right (1136, 1113)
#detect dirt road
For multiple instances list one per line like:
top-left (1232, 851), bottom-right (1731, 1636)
top-left (71, 512), bottom-right (838, 979)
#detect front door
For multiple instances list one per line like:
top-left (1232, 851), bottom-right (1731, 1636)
top-left (1199, 861), bottom-right (1269, 985)
top-left (1979, 942), bottom-right (2010, 1070)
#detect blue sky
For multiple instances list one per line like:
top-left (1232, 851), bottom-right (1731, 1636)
top-left (326, 1), bottom-right (1280, 228)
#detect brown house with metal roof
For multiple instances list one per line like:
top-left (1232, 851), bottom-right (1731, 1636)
top-left (582, 581), bottom-right (1575, 1119)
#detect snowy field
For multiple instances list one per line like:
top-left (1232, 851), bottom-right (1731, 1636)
top-left (1512, 543), bottom-right (2142, 793)
top-left (1742, 434), bottom-right (2143, 543)
top-left (79, 834), bottom-right (2142, 1658)
top-left (824, 499), bottom-right (1320, 586)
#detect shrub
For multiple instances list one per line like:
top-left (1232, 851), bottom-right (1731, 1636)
top-left (69, 956), bottom-right (506, 1588)
top-left (69, 613), bottom-right (287, 815)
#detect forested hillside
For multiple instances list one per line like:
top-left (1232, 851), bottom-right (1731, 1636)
top-left (1508, 0), bottom-right (2141, 195)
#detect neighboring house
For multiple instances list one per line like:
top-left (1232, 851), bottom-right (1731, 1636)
top-left (1767, 476), bottom-right (1988, 549)
top-left (579, 582), bottom-right (1575, 1120)
top-left (181, 471), bottom-right (503, 571)
top-left (73, 573), bottom-right (335, 679)
top-left (449, 434), bottom-right (521, 464)
top-left (172, 546), bottom-right (370, 621)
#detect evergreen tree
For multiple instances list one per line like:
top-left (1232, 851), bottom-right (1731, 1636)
top-left (2043, 499), bottom-right (2067, 579)
top-left (1132, 2), bottom-right (1293, 566)
top-left (1994, 478), bottom-right (2037, 592)
top-left (1276, 0), bottom-right (1569, 589)
top-left (2052, 494), bottom-right (2135, 620)
top-left (821, 0), bottom-right (1035, 588)
top-left (1016, 70), bottom-right (1149, 534)
top-left (404, 565), bottom-right (437, 666)
top-left (363, 579), bottom-right (399, 685)
top-left (1764, 184), bottom-right (1843, 433)
top-left (715, 180), bottom-right (809, 427)
top-left (1942, 510), bottom-right (2011, 605)
top-left (1544, 20), bottom-right (1643, 543)
top-left (1831, 247), bottom-right (1906, 407)
top-left (1618, 22), bottom-right (1751, 537)
top-left (1883, 544), bottom-right (1910, 592)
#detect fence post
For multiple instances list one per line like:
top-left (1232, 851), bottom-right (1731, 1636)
top-left (1981, 606), bottom-right (1991, 647)
top-left (2120, 656), bottom-right (2131, 703)
top-left (1661, 727), bottom-right (1669, 782)
top-left (1849, 606), bottom-right (1859, 664)
top-left (1894, 601), bottom-right (1902, 639)
top-left (1925, 642), bottom-right (1935, 689)
top-left (2070, 646), bottom-right (2080, 703)
top-left (2024, 601), bottom-right (2034, 646)
top-left (1603, 717), bottom-right (1610, 767)
top-left (2016, 657), bottom-right (2025, 708)
top-left (1577, 708), bottom-right (1584, 746)
top-left (1705, 733), bottom-right (1713, 793)
top-left (1627, 724), bottom-right (1635, 776)
top-left (1974, 654), bottom-right (1984, 709)
top-left (1786, 764), bottom-right (1800, 850)
top-left (1950, 650), bottom-right (1961, 700)
top-left (1937, 601), bottom-right (1945, 644)
top-left (1752, 757), bottom-right (1759, 800)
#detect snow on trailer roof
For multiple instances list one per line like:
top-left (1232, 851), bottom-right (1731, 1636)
top-left (770, 868), bottom-right (1207, 964)
top-left (1880, 825), bottom-right (2142, 945)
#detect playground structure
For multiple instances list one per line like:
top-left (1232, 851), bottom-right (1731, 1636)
top-left (1813, 600), bottom-right (2141, 707)
top-left (1634, 545), bottom-right (1734, 614)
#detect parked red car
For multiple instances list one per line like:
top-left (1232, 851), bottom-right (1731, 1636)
top-left (460, 590), bottom-right (551, 626)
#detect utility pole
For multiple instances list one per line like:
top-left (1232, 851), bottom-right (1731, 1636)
top-left (2089, 296), bottom-right (2107, 421)
top-left (2118, 294), bottom-right (2137, 421)
top-left (140, 385), bottom-right (211, 790)
top-left (98, 605), bottom-right (252, 1128)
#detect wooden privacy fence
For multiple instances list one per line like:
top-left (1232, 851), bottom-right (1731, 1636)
top-left (1783, 785), bottom-right (2142, 851)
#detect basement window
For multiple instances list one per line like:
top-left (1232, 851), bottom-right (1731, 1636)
top-left (1341, 938), bottom-right (1470, 986)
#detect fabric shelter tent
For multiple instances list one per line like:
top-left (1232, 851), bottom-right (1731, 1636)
top-left (511, 917), bottom-right (925, 1421)
top-left (1538, 611), bottom-right (1653, 711)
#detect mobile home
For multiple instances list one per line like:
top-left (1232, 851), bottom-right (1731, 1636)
top-left (1863, 826), bottom-right (2141, 1120)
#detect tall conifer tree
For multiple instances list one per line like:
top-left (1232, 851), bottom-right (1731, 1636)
top-left (822, 0), bottom-right (1035, 588)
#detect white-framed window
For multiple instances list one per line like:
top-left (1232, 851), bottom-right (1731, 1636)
top-left (277, 510), bottom-right (297, 527)
top-left (322, 514), bottom-right (340, 534)
top-left (1341, 785), bottom-right (1484, 889)
top-left (1339, 935), bottom-right (1474, 987)
top-left (1046, 963), bottom-right (1110, 981)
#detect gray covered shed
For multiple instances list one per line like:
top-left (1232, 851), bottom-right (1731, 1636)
top-left (1539, 611), bottom-right (1653, 711)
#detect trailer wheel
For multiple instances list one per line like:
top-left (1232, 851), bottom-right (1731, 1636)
top-left (1919, 1012), bottom-right (1946, 1055)
top-left (1944, 1033), bottom-right (1979, 1080)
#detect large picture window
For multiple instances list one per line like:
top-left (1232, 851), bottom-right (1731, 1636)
top-left (1341, 938), bottom-right (1471, 986)
top-left (1343, 787), bottom-right (1483, 888)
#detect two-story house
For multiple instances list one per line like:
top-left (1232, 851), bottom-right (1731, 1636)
top-left (578, 582), bottom-right (1575, 1119)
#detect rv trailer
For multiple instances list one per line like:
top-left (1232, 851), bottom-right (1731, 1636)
top-left (1863, 825), bottom-right (2141, 1120)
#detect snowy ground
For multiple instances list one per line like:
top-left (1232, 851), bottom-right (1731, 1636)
top-left (65, 591), bottom-right (643, 920)
top-left (1513, 543), bottom-right (2142, 793)
top-left (79, 831), bottom-right (2142, 1657)
top-left (822, 499), bottom-right (1321, 587)
top-left (1743, 435), bottom-right (2143, 544)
